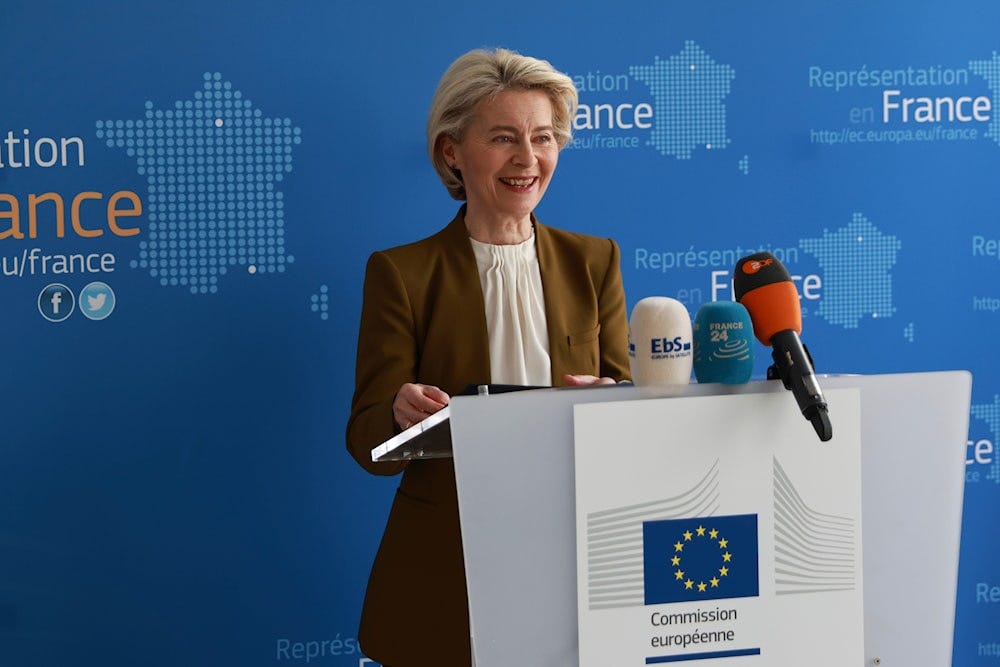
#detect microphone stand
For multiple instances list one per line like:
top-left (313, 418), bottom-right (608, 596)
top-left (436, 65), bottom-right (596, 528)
top-left (766, 333), bottom-right (833, 442)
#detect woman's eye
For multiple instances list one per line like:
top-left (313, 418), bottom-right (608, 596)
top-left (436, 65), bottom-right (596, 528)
top-left (493, 135), bottom-right (513, 143)
top-left (534, 134), bottom-right (553, 143)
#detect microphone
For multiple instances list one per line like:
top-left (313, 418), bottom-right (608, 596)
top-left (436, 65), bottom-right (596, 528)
top-left (692, 301), bottom-right (754, 384)
top-left (733, 252), bottom-right (833, 441)
top-left (628, 297), bottom-right (693, 386)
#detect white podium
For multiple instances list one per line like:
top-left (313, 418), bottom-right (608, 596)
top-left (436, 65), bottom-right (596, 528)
top-left (380, 371), bottom-right (971, 666)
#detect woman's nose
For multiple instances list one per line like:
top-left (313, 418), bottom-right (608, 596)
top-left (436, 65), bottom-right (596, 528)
top-left (511, 142), bottom-right (536, 166)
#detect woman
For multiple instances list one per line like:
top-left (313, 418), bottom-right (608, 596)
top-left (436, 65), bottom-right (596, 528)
top-left (346, 48), bottom-right (630, 667)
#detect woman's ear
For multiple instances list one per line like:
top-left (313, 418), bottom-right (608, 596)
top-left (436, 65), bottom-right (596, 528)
top-left (440, 135), bottom-right (459, 169)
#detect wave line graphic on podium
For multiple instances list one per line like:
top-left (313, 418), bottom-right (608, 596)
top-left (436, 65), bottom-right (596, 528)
top-left (96, 72), bottom-right (302, 294)
top-left (773, 457), bottom-right (858, 595)
top-left (584, 461), bottom-right (720, 610)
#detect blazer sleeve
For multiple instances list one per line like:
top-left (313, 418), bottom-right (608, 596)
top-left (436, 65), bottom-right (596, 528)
top-left (598, 239), bottom-right (631, 382)
top-left (346, 250), bottom-right (416, 476)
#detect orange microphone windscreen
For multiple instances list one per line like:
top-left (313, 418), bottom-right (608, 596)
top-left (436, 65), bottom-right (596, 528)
top-left (738, 280), bottom-right (801, 345)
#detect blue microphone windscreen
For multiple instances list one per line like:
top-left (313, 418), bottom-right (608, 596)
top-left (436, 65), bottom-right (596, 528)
top-left (693, 301), bottom-right (755, 384)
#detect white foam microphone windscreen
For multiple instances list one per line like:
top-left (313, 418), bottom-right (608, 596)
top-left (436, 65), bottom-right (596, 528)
top-left (628, 297), bottom-right (693, 386)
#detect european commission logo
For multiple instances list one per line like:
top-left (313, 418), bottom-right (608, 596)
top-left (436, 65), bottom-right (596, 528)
top-left (643, 514), bottom-right (759, 605)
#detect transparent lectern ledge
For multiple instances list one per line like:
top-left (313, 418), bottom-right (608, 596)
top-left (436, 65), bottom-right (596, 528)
top-left (370, 405), bottom-right (452, 462)
top-left (369, 384), bottom-right (551, 463)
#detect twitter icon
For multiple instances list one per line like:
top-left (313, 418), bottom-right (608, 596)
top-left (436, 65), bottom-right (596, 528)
top-left (79, 281), bottom-right (116, 321)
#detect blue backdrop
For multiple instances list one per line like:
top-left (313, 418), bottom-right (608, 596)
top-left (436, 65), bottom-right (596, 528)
top-left (2, 1), bottom-right (998, 665)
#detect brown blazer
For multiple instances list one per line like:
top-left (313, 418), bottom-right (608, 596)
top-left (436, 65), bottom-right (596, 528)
top-left (346, 208), bottom-right (630, 666)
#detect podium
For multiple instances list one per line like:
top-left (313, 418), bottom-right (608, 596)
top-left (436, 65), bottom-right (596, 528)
top-left (374, 371), bottom-right (971, 666)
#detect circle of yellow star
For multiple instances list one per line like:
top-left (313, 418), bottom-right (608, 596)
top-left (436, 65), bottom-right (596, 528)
top-left (668, 523), bottom-right (739, 595)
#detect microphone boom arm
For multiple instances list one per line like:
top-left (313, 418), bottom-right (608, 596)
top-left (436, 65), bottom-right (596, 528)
top-left (767, 331), bottom-right (833, 442)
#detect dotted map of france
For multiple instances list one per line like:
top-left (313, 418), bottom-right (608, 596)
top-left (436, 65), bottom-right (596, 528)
top-left (96, 73), bottom-right (302, 294)
top-left (800, 213), bottom-right (902, 329)
top-left (630, 41), bottom-right (735, 159)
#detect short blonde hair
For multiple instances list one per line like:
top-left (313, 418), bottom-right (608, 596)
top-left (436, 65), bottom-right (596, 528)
top-left (427, 48), bottom-right (578, 200)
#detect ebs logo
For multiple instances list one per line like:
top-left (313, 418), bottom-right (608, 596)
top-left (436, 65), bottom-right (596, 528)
top-left (651, 336), bottom-right (691, 354)
top-left (37, 283), bottom-right (75, 322)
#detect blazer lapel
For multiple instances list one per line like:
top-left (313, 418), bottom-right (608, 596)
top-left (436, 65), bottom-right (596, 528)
top-left (535, 220), bottom-right (574, 382)
top-left (430, 210), bottom-right (492, 390)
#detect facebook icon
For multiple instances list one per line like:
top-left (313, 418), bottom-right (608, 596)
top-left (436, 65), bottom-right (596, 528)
top-left (38, 283), bottom-right (76, 322)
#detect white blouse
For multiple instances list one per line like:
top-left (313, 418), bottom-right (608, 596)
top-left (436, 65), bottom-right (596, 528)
top-left (470, 234), bottom-right (551, 386)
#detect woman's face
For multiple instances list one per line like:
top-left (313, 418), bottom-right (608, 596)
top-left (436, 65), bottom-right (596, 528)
top-left (443, 89), bottom-right (559, 227)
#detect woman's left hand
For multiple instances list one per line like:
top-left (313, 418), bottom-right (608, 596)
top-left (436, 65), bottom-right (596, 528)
top-left (562, 374), bottom-right (617, 386)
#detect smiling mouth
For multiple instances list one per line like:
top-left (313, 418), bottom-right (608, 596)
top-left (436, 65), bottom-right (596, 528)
top-left (499, 176), bottom-right (537, 189)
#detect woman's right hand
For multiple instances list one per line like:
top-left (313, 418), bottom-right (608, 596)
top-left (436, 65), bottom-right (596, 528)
top-left (393, 383), bottom-right (451, 430)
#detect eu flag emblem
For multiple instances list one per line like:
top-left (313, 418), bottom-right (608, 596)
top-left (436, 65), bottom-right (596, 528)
top-left (643, 514), bottom-right (759, 605)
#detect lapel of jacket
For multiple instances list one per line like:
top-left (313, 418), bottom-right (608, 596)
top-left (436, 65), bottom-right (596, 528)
top-left (535, 218), bottom-right (574, 383)
top-left (433, 208), bottom-right (492, 390)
